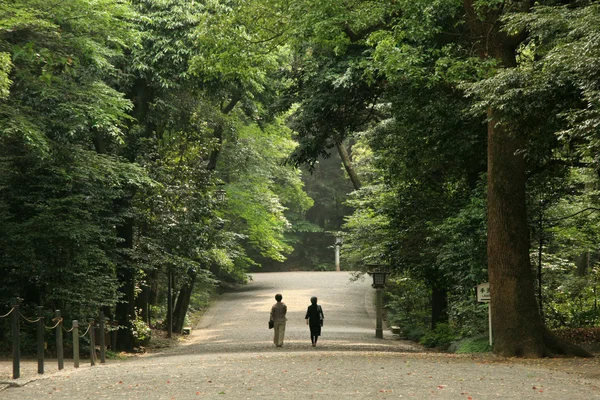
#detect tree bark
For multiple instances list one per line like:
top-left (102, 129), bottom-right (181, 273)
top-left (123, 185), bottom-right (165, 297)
top-left (431, 283), bottom-right (448, 330)
top-left (335, 141), bottom-right (361, 190)
top-left (172, 271), bottom-right (196, 333)
top-left (207, 94), bottom-right (241, 171)
top-left (487, 117), bottom-right (549, 356)
top-left (464, 0), bottom-right (591, 357)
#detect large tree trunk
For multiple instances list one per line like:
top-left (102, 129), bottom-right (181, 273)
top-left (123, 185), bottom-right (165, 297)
top-left (464, 0), bottom-right (591, 357)
top-left (487, 118), bottom-right (548, 356)
top-left (172, 270), bottom-right (196, 333)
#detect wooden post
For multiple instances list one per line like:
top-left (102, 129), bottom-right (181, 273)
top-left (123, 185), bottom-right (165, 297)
top-left (99, 311), bottom-right (106, 364)
top-left (73, 320), bottom-right (79, 368)
top-left (167, 269), bottom-right (173, 339)
top-left (55, 310), bottom-right (64, 370)
top-left (11, 298), bottom-right (20, 379)
top-left (37, 306), bottom-right (44, 374)
top-left (376, 289), bottom-right (383, 339)
top-left (89, 318), bottom-right (96, 366)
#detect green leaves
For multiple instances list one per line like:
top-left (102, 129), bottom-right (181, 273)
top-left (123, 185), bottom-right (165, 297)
top-left (0, 0), bottom-right (143, 316)
top-left (188, 0), bottom-right (289, 95)
top-left (0, 142), bottom-right (148, 315)
top-left (0, 52), bottom-right (11, 99)
top-left (219, 119), bottom-right (312, 263)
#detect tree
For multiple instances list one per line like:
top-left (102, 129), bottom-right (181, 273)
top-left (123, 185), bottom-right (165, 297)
top-left (283, 0), bottom-right (594, 356)
top-left (218, 117), bottom-right (314, 266)
top-left (0, 0), bottom-right (143, 319)
top-left (462, 0), bottom-right (594, 356)
top-left (123, 0), bottom-right (229, 338)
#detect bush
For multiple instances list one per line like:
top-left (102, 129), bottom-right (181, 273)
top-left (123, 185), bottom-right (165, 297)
top-left (132, 314), bottom-right (151, 347)
top-left (385, 274), bottom-right (430, 333)
top-left (419, 323), bottom-right (456, 349)
top-left (447, 292), bottom-right (489, 337)
top-left (449, 335), bottom-right (492, 353)
top-left (542, 262), bottom-right (600, 329)
top-left (403, 326), bottom-right (427, 342)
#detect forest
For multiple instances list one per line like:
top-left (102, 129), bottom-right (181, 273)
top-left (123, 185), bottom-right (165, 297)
top-left (1, 0), bottom-right (599, 358)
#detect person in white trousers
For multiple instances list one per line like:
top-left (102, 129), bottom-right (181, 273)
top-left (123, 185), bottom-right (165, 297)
top-left (270, 293), bottom-right (287, 347)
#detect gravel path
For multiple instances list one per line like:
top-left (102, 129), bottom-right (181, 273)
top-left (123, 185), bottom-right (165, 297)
top-left (2, 271), bottom-right (600, 399)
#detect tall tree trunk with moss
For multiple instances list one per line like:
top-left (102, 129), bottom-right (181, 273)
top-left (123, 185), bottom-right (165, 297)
top-left (464, 0), bottom-right (590, 357)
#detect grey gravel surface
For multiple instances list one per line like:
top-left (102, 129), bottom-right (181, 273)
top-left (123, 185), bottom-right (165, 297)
top-left (2, 271), bottom-right (600, 399)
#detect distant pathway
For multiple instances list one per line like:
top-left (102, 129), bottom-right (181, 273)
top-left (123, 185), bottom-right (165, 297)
top-left (176, 271), bottom-right (420, 354)
top-left (2, 272), bottom-right (600, 399)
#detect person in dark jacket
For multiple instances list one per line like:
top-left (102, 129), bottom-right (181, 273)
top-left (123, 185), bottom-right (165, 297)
top-left (305, 296), bottom-right (324, 347)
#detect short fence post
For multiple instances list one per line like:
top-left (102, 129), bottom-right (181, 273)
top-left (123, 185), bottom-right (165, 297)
top-left (73, 320), bottom-right (79, 368)
top-left (11, 298), bottom-right (20, 380)
top-left (99, 311), bottom-right (106, 364)
top-left (55, 310), bottom-right (64, 370)
top-left (89, 318), bottom-right (96, 366)
top-left (37, 306), bottom-right (44, 375)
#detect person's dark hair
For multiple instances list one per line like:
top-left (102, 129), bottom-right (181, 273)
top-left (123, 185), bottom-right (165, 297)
top-left (310, 296), bottom-right (317, 305)
top-left (275, 293), bottom-right (283, 302)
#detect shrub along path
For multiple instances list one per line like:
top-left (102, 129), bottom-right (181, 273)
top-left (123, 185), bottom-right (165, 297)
top-left (2, 271), bottom-right (600, 399)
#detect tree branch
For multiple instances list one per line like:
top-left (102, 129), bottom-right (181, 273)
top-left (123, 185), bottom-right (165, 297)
top-left (528, 159), bottom-right (592, 178)
top-left (342, 10), bottom-right (402, 43)
top-left (546, 207), bottom-right (600, 225)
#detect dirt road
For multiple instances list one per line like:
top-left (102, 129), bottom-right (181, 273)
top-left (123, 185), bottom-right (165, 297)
top-left (2, 271), bottom-right (600, 399)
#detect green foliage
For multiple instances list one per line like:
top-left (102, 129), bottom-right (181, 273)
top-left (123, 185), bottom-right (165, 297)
top-left (1, 0), bottom-right (137, 144)
top-left (132, 311), bottom-right (152, 346)
top-left (385, 274), bottom-right (431, 333)
top-left (420, 323), bottom-right (456, 349)
top-left (219, 119), bottom-right (312, 263)
top-left (343, 184), bottom-right (391, 268)
top-left (434, 188), bottom-right (488, 289)
top-left (0, 138), bottom-right (150, 315)
top-left (542, 258), bottom-right (600, 329)
top-left (0, 52), bottom-right (11, 99)
top-left (3, 0), bottom-right (600, 356)
top-left (447, 293), bottom-right (490, 338)
top-left (188, 0), bottom-right (289, 95)
top-left (451, 336), bottom-right (492, 354)
top-left (403, 326), bottom-right (427, 343)
top-left (130, 0), bottom-right (204, 89)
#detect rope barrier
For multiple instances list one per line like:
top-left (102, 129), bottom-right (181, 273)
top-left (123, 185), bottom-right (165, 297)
top-left (19, 311), bottom-right (42, 324)
top-left (4, 302), bottom-right (106, 336)
top-left (45, 317), bottom-right (63, 330)
top-left (0, 307), bottom-right (15, 318)
top-left (80, 322), bottom-right (93, 338)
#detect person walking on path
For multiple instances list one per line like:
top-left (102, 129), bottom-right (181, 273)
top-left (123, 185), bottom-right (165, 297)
top-left (270, 293), bottom-right (287, 347)
top-left (305, 296), bottom-right (324, 347)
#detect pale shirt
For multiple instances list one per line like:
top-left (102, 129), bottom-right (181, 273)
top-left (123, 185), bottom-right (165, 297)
top-left (270, 301), bottom-right (287, 321)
